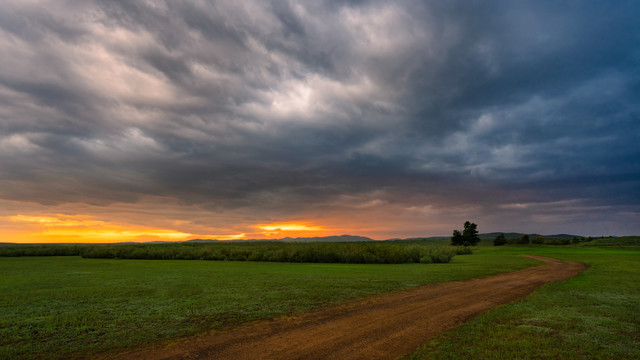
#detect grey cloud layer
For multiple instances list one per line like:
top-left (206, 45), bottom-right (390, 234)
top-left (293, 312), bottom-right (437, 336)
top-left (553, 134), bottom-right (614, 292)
top-left (1, 0), bottom-right (639, 233)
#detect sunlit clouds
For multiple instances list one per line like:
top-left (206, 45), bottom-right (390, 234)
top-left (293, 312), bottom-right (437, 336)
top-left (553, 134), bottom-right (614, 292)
top-left (5, 213), bottom-right (333, 243)
top-left (10, 215), bottom-right (100, 227)
top-left (0, 1), bottom-right (639, 242)
top-left (6, 214), bottom-right (223, 243)
top-left (257, 223), bottom-right (330, 238)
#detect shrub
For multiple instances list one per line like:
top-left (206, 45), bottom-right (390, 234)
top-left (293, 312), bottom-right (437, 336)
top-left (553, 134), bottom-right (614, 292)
top-left (455, 246), bottom-right (473, 255)
top-left (531, 236), bottom-right (544, 244)
top-left (543, 238), bottom-right (571, 245)
top-left (493, 234), bottom-right (506, 246)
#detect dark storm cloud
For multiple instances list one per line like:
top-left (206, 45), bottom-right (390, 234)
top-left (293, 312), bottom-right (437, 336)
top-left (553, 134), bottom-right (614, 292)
top-left (1, 0), bottom-right (639, 234)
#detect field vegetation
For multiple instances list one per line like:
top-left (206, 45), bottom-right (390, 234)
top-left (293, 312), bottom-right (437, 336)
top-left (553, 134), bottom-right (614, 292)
top-left (0, 251), bottom-right (536, 359)
top-left (0, 241), bottom-right (470, 264)
top-left (2, 237), bottom-right (638, 359)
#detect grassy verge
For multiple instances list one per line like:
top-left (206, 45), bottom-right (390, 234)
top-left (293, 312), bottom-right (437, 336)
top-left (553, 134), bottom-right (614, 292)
top-left (404, 246), bottom-right (640, 359)
top-left (0, 253), bottom-right (538, 359)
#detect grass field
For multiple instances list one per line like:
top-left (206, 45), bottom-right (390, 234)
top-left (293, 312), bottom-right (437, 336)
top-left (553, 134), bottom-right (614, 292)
top-left (2, 240), bottom-right (638, 359)
top-left (0, 253), bottom-right (540, 359)
top-left (405, 246), bottom-right (640, 359)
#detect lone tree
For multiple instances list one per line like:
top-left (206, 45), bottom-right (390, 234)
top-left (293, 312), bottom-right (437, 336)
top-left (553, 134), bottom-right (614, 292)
top-left (451, 221), bottom-right (480, 246)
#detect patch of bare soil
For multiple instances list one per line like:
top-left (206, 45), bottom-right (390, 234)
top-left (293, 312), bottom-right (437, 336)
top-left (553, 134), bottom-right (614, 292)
top-left (109, 255), bottom-right (586, 360)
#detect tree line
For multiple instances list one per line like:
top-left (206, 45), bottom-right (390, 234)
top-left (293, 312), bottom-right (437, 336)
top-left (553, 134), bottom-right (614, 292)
top-left (493, 234), bottom-right (592, 246)
top-left (0, 241), bottom-right (472, 264)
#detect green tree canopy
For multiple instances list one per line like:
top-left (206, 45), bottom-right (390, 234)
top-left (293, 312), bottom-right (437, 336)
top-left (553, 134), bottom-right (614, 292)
top-left (451, 230), bottom-right (464, 246)
top-left (451, 221), bottom-right (480, 246)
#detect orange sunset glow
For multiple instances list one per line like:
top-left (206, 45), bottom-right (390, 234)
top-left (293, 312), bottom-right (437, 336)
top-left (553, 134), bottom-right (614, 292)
top-left (256, 223), bottom-right (333, 238)
top-left (5, 214), bottom-right (248, 243)
top-left (3, 213), bottom-right (344, 243)
top-left (2, 3), bottom-right (639, 360)
top-left (0, 0), bottom-right (637, 245)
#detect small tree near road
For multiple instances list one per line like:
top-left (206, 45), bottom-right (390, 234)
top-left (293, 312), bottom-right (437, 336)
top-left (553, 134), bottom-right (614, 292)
top-left (494, 233), bottom-right (506, 246)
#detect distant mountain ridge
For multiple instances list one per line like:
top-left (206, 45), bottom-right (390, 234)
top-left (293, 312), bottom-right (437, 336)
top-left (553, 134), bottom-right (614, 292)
top-left (478, 232), bottom-right (582, 239)
top-left (390, 233), bottom-right (582, 242)
top-left (186, 235), bottom-right (375, 243)
top-left (0, 233), bottom-right (585, 246)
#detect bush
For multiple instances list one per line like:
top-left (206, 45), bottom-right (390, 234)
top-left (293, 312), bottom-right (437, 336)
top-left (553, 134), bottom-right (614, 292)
top-left (543, 238), bottom-right (571, 245)
top-left (455, 246), bottom-right (473, 255)
top-left (531, 236), bottom-right (543, 244)
top-left (493, 234), bottom-right (506, 246)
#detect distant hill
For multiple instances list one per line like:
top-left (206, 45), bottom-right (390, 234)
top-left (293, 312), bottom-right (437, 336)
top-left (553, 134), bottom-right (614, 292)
top-left (183, 239), bottom-right (221, 243)
top-left (546, 233), bottom-right (584, 238)
top-left (278, 235), bottom-right (374, 242)
top-left (1, 233), bottom-right (587, 246)
top-left (0, 235), bottom-right (374, 246)
top-left (187, 235), bottom-right (375, 243)
top-left (388, 233), bottom-right (583, 242)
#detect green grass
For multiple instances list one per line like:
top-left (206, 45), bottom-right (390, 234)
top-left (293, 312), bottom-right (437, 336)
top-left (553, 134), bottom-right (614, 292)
top-left (6, 243), bottom-right (637, 360)
top-left (580, 235), bottom-right (640, 247)
top-left (0, 253), bottom-right (539, 359)
top-left (404, 246), bottom-right (640, 360)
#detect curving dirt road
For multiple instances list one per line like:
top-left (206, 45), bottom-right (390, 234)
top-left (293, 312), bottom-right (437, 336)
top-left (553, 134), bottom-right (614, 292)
top-left (111, 255), bottom-right (586, 360)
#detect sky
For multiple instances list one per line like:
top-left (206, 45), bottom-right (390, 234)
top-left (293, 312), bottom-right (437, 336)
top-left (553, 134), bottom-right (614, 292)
top-left (1, 0), bottom-right (639, 243)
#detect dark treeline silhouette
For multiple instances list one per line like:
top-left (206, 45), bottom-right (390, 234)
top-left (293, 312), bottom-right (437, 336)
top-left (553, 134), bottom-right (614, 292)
top-left (0, 241), bottom-right (472, 264)
top-left (493, 234), bottom-right (595, 246)
top-left (0, 244), bottom-right (85, 257)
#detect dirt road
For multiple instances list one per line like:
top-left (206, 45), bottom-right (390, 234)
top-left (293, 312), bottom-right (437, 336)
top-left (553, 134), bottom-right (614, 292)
top-left (111, 255), bottom-right (586, 360)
